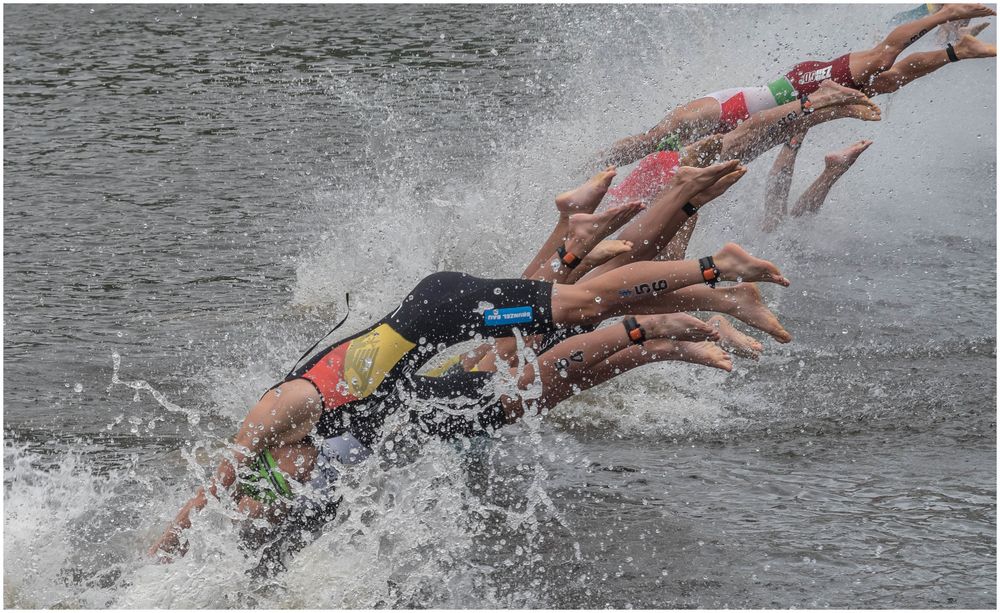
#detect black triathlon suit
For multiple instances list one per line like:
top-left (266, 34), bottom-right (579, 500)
top-left (282, 271), bottom-right (559, 447)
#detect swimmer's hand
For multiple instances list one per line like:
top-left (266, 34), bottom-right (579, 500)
top-left (148, 525), bottom-right (187, 562)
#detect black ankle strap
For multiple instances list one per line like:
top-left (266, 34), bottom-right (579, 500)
top-left (946, 43), bottom-right (960, 62)
top-left (799, 92), bottom-right (814, 115)
top-left (623, 316), bottom-right (646, 345)
top-left (699, 256), bottom-right (720, 288)
top-left (682, 202), bottom-right (699, 217)
top-left (556, 245), bottom-right (581, 269)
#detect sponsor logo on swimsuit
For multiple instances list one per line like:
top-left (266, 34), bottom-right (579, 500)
top-left (634, 279), bottom-right (668, 295)
top-left (800, 65), bottom-right (832, 84)
top-left (484, 305), bottom-right (534, 326)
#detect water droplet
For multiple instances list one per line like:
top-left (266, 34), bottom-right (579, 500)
top-left (73, 383), bottom-right (83, 393)
top-left (594, 296), bottom-right (602, 303)
top-left (493, 287), bottom-right (502, 295)
top-left (274, 388), bottom-right (282, 397)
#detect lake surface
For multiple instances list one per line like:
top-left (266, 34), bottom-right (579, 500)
top-left (4, 4), bottom-right (995, 608)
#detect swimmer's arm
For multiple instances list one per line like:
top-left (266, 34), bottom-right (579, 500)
top-left (147, 461), bottom-right (239, 559)
top-left (150, 391), bottom-right (322, 557)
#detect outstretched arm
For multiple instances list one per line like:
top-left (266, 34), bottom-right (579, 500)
top-left (149, 380), bottom-right (323, 558)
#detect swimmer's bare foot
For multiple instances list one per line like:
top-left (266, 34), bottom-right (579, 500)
top-left (713, 283), bottom-right (793, 343)
top-left (644, 339), bottom-right (734, 371)
top-left (837, 103), bottom-right (882, 122)
top-left (712, 243), bottom-right (791, 287)
top-left (636, 313), bottom-right (720, 343)
top-left (580, 239), bottom-right (633, 268)
top-left (707, 314), bottom-right (763, 359)
top-left (940, 3), bottom-right (996, 22)
top-left (810, 80), bottom-right (875, 111)
top-left (954, 32), bottom-right (998, 59)
top-left (563, 201), bottom-right (645, 259)
top-left (679, 134), bottom-right (724, 167)
top-left (556, 166), bottom-right (617, 215)
top-left (689, 165), bottom-right (748, 207)
top-left (824, 140), bottom-right (873, 174)
top-left (670, 159), bottom-right (742, 203)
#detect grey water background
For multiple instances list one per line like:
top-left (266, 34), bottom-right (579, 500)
top-left (3, 3), bottom-right (995, 608)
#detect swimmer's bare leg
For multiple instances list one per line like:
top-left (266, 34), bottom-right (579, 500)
top-left (720, 81), bottom-right (880, 163)
top-left (656, 162), bottom-right (748, 263)
top-left (501, 335), bottom-right (737, 420)
top-left (499, 312), bottom-right (721, 418)
top-left (521, 166), bottom-right (619, 279)
top-left (551, 243), bottom-right (790, 328)
top-left (587, 158), bottom-right (746, 270)
top-left (576, 160), bottom-right (745, 280)
top-left (658, 216), bottom-right (698, 261)
top-left (790, 140), bottom-right (873, 217)
top-left (487, 276), bottom-right (789, 377)
top-left (588, 339), bottom-right (736, 386)
top-left (530, 201), bottom-right (646, 283)
top-left (600, 97), bottom-right (722, 167)
top-left (762, 131), bottom-right (808, 233)
top-left (570, 239), bottom-right (635, 279)
top-left (849, 3), bottom-right (995, 85)
top-left (627, 282), bottom-right (793, 343)
top-left (866, 30), bottom-right (996, 95)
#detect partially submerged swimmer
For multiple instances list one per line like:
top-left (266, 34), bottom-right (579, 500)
top-left (149, 170), bottom-right (793, 569)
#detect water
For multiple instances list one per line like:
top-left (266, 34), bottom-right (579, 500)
top-left (4, 3), bottom-right (996, 608)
